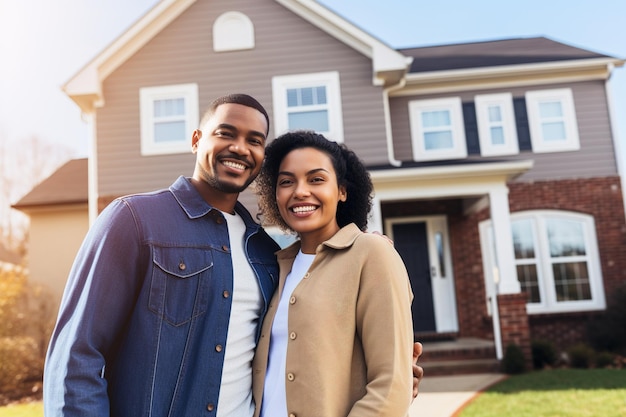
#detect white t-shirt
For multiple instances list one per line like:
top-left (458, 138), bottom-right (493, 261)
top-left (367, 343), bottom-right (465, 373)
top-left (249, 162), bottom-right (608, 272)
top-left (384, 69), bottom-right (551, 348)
top-left (217, 211), bottom-right (263, 417)
top-left (260, 250), bottom-right (315, 417)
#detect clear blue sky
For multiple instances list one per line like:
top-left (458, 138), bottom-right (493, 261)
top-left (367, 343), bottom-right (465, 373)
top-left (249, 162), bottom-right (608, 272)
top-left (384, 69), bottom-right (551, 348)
top-left (1, 0), bottom-right (624, 170)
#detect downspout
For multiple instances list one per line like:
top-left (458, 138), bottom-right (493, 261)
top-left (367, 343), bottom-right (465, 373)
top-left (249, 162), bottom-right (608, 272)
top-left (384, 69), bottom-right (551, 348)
top-left (382, 78), bottom-right (406, 167)
top-left (605, 62), bottom-right (626, 223)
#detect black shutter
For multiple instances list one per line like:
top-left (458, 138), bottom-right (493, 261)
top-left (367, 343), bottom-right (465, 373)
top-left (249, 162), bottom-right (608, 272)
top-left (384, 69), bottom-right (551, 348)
top-left (514, 97), bottom-right (532, 151)
top-left (463, 102), bottom-right (480, 155)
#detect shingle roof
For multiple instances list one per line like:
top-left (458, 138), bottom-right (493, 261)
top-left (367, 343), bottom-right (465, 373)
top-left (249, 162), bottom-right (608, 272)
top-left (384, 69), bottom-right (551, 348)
top-left (12, 158), bottom-right (87, 208)
top-left (400, 37), bottom-right (611, 73)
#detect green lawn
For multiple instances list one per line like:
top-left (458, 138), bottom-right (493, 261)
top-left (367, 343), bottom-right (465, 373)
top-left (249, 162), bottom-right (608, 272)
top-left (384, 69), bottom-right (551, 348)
top-left (459, 369), bottom-right (626, 417)
top-left (0, 402), bottom-right (42, 417)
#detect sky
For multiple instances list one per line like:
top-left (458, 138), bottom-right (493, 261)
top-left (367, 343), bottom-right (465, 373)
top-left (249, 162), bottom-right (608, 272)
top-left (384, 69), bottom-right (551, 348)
top-left (1, 0), bottom-right (625, 173)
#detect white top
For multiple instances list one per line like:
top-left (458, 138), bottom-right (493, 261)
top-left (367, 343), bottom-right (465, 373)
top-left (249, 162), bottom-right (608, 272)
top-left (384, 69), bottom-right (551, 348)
top-left (260, 250), bottom-right (315, 417)
top-left (217, 211), bottom-right (262, 417)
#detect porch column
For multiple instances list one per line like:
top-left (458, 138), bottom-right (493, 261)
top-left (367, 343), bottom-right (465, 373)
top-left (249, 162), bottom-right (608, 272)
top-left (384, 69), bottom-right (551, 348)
top-left (368, 196), bottom-right (383, 233)
top-left (488, 186), bottom-right (520, 294)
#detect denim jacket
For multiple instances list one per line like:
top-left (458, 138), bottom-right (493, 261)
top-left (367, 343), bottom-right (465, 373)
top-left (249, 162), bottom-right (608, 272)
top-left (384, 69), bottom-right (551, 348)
top-left (43, 176), bottom-right (279, 417)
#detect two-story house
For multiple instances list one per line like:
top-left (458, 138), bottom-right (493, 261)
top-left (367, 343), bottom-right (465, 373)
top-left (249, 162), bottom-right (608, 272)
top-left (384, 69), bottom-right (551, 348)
top-left (19, 0), bottom-right (626, 370)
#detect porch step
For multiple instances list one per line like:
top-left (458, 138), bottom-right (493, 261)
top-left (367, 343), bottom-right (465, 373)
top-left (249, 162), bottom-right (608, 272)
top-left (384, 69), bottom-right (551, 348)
top-left (419, 337), bottom-right (501, 376)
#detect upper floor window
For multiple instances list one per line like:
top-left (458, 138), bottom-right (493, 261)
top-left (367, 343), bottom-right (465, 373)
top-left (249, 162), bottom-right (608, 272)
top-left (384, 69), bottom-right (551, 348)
top-left (272, 71), bottom-right (344, 142)
top-left (409, 97), bottom-right (467, 161)
top-left (474, 93), bottom-right (519, 156)
top-left (525, 88), bottom-right (580, 153)
top-left (213, 12), bottom-right (255, 52)
top-left (139, 83), bottom-right (199, 156)
top-left (480, 210), bottom-right (605, 315)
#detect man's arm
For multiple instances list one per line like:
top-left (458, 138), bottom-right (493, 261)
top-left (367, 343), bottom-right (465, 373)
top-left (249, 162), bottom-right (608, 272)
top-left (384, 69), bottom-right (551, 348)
top-left (43, 200), bottom-right (143, 417)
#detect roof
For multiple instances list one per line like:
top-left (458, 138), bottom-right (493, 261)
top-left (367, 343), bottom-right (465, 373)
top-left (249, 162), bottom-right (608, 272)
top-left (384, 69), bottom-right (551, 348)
top-left (400, 37), bottom-right (614, 73)
top-left (12, 158), bottom-right (88, 209)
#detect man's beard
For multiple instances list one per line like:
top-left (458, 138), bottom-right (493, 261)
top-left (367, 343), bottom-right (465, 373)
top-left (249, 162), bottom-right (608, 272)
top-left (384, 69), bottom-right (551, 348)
top-left (202, 165), bottom-right (256, 194)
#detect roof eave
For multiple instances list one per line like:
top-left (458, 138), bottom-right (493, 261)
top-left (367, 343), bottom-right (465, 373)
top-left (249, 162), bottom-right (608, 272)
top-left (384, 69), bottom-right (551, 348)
top-left (398, 57), bottom-right (625, 95)
top-left (62, 0), bottom-right (198, 113)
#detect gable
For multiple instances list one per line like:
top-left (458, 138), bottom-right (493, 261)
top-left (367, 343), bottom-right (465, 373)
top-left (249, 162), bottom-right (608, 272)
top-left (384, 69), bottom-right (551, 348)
top-left (64, 0), bottom-right (410, 113)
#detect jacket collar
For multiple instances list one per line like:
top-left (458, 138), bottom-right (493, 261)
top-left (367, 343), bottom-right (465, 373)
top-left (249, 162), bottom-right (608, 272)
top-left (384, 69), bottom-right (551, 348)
top-left (169, 176), bottom-right (259, 229)
top-left (276, 223), bottom-right (361, 260)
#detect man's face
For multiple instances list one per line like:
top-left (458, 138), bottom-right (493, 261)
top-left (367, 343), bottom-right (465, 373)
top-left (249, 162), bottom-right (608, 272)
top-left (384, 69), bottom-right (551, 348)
top-left (192, 103), bottom-right (268, 194)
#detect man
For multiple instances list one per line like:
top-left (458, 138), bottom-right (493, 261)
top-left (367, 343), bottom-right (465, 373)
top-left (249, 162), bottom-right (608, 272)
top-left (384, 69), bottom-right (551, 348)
top-left (43, 94), bottom-right (422, 416)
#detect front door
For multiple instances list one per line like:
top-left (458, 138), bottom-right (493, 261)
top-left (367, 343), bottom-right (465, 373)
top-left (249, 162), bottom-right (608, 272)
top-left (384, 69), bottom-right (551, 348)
top-left (387, 216), bottom-right (459, 334)
top-left (393, 222), bottom-right (436, 332)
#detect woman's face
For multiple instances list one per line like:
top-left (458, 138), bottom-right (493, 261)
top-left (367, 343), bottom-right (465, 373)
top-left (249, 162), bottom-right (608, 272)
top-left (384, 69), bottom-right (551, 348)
top-left (275, 147), bottom-right (346, 246)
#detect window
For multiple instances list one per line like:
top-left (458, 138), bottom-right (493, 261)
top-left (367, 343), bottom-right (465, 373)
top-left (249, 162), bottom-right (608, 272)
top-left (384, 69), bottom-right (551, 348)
top-left (139, 84), bottom-right (199, 156)
top-left (213, 12), bottom-right (255, 52)
top-left (475, 93), bottom-right (519, 156)
top-left (409, 97), bottom-right (467, 161)
top-left (525, 88), bottom-right (580, 153)
top-left (480, 211), bottom-right (605, 314)
top-left (272, 71), bottom-right (344, 142)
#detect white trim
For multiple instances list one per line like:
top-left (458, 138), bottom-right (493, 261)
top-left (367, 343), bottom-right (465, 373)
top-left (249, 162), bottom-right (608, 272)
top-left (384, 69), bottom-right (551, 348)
top-left (271, 71), bottom-right (344, 142)
top-left (139, 83), bottom-right (199, 156)
top-left (475, 93), bottom-right (519, 156)
top-left (526, 88), bottom-right (580, 153)
top-left (409, 97), bottom-right (467, 161)
top-left (213, 11), bottom-right (255, 52)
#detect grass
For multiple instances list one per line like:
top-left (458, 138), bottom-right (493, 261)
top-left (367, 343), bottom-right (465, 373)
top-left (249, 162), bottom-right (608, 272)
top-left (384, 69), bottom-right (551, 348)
top-left (0, 402), bottom-right (42, 417)
top-left (458, 368), bottom-right (626, 417)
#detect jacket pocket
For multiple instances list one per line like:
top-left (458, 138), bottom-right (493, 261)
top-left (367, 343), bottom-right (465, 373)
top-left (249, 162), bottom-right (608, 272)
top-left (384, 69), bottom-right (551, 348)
top-left (149, 247), bottom-right (214, 326)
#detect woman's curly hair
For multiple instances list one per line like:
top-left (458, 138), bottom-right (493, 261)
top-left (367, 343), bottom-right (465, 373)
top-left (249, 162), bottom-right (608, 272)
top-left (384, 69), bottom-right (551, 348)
top-left (256, 130), bottom-right (373, 233)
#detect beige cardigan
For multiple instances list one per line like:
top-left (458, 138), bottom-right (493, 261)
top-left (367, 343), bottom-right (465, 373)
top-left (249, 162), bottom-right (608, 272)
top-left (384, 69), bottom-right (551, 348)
top-left (252, 223), bottom-right (414, 417)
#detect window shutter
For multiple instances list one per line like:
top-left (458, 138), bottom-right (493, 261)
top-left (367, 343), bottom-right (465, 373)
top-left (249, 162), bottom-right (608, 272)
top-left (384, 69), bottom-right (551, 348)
top-left (463, 102), bottom-right (480, 155)
top-left (514, 97), bottom-right (531, 151)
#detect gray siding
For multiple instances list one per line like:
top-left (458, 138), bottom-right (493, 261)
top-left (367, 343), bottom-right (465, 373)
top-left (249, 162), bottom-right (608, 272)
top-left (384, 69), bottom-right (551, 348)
top-left (389, 80), bottom-right (619, 182)
top-left (97, 0), bottom-right (387, 197)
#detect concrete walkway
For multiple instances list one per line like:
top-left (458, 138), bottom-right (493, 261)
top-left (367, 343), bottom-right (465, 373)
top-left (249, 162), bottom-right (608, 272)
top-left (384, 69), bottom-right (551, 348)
top-left (409, 373), bottom-right (507, 417)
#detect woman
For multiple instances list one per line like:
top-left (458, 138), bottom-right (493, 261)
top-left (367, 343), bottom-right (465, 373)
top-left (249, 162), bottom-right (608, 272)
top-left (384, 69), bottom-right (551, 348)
top-left (253, 130), bottom-right (414, 417)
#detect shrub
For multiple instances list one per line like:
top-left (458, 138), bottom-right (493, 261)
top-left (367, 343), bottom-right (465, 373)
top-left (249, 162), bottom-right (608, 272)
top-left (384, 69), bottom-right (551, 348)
top-left (594, 352), bottom-right (615, 369)
top-left (502, 343), bottom-right (526, 374)
top-left (587, 283), bottom-right (626, 354)
top-left (531, 339), bottom-right (557, 369)
top-left (568, 343), bottom-right (594, 369)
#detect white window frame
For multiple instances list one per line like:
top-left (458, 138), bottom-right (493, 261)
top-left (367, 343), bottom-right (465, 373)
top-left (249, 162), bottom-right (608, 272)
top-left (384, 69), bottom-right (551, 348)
top-left (525, 88), bottom-right (580, 153)
top-left (480, 210), bottom-right (605, 315)
top-left (272, 71), bottom-right (344, 143)
top-left (213, 11), bottom-right (255, 52)
top-left (409, 97), bottom-right (467, 161)
top-left (139, 83), bottom-right (199, 156)
top-left (475, 93), bottom-right (519, 156)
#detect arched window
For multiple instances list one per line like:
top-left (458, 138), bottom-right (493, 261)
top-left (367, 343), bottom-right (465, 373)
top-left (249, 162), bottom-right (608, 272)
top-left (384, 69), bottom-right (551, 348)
top-left (480, 210), bottom-right (606, 314)
top-left (213, 11), bottom-right (254, 52)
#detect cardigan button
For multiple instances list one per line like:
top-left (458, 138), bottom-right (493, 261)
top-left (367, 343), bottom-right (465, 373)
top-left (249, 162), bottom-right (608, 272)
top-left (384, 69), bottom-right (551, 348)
top-left (289, 296), bottom-right (296, 304)
top-left (289, 332), bottom-right (297, 340)
top-left (287, 372), bottom-right (295, 381)
top-left (289, 414), bottom-right (296, 417)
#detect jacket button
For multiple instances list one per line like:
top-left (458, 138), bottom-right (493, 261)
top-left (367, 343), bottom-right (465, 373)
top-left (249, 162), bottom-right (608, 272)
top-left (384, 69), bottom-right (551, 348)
top-left (178, 262), bottom-right (186, 271)
top-left (287, 372), bottom-right (295, 381)
top-left (223, 290), bottom-right (230, 298)
top-left (289, 296), bottom-right (296, 304)
top-left (222, 245), bottom-right (229, 252)
top-left (215, 344), bottom-right (223, 352)
top-left (207, 403), bottom-right (215, 411)
top-left (289, 332), bottom-right (297, 340)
